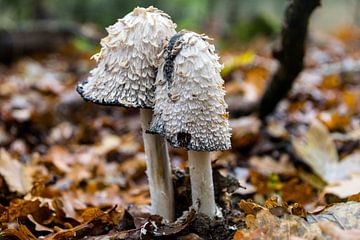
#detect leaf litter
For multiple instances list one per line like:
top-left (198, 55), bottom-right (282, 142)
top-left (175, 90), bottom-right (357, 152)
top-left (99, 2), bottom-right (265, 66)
top-left (0, 25), bottom-right (359, 239)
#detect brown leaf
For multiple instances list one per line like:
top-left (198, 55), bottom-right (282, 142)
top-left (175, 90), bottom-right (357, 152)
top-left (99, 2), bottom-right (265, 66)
top-left (0, 203), bottom-right (9, 223)
top-left (0, 148), bottom-right (33, 194)
top-left (348, 193), bottom-right (360, 202)
top-left (80, 207), bottom-right (107, 222)
top-left (282, 178), bottom-right (316, 205)
top-left (249, 155), bottom-right (296, 176)
top-left (238, 200), bottom-right (266, 215)
top-left (292, 121), bottom-right (360, 185)
top-left (234, 210), bottom-right (322, 240)
top-left (45, 207), bottom-right (125, 240)
top-left (152, 208), bottom-right (196, 237)
top-left (28, 214), bottom-right (54, 233)
top-left (230, 116), bottom-right (260, 149)
top-left (8, 198), bottom-right (40, 221)
top-left (0, 227), bottom-right (37, 240)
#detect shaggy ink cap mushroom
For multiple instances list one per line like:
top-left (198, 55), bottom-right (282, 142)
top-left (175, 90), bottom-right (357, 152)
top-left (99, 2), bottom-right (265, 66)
top-left (76, 7), bottom-right (177, 220)
top-left (76, 6), bottom-right (177, 108)
top-left (148, 31), bottom-right (232, 151)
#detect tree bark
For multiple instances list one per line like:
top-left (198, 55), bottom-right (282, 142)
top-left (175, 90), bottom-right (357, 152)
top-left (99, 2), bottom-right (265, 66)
top-left (258, 0), bottom-right (321, 120)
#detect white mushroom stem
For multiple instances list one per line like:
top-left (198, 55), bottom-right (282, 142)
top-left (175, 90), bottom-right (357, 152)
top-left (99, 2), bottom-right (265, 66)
top-left (140, 109), bottom-right (174, 221)
top-left (188, 151), bottom-right (216, 218)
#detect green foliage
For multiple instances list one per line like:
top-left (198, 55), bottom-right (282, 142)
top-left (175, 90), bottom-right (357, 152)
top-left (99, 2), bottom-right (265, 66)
top-left (71, 37), bottom-right (97, 53)
top-left (0, 0), bottom-right (282, 44)
top-left (232, 13), bottom-right (280, 42)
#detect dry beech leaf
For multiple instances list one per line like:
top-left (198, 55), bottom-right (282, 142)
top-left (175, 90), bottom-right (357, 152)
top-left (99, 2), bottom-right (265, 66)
top-left (27, 214), bottom-right (54, 233)
top-left (8, 199), bottom-right (40, 221)
top-left (332, 128), bottom-right (360, 141)
top-left (230, 116), bottom-right (261, 149)
top-left (292, 121), bottom-right (360, 183)
top-left (348, 193), bottom-right (360, 202)
top-left (318, 221), bottom-right (360, 240)
top-left (92, 134), bottom-right (123, 155)
top-left (0, 226), bottom-right (37, 240)
top-left (44, 145), bottom-right (74, 173)
top-left (249, 155), bottom-right (296, 176)
top-left (307, 201), bottom-right (360, 230)
top-left (234, 210), bottom-right (322, 240)
top-left (292, 120), bottom-right (338, 182)
top-left (324, 174), bottom-right (360, 199)
top-left (0, 148), bottom-right (33, 194)
top-left (238, 200), bottom-right (266, 215)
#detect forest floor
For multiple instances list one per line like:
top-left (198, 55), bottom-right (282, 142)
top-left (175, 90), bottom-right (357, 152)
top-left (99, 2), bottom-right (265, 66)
top-left (0, 25), bottom-right (359, 240)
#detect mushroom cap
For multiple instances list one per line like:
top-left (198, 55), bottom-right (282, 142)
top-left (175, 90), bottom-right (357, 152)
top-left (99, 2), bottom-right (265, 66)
top-left (148, 31), bottom-right (232, 151)
top-left (76, 6), bottom-right (177, 108)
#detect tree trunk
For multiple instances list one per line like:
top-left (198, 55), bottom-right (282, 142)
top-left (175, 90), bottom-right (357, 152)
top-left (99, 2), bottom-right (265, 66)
top-left (258, 0), bottom-right (321, 120)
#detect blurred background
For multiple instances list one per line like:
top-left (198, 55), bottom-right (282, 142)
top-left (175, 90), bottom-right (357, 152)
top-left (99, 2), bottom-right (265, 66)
top-left (1, 0), bottom-right (359, 46)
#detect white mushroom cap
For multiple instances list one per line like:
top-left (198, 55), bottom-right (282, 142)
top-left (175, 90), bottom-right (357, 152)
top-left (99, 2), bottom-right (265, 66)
top-left (77, 6), bottom-right (177, 108)
top-left (148, 31), bottom-right (232, 151)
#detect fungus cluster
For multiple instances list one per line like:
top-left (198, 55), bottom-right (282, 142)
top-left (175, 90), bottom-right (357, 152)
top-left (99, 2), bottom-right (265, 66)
top-left (77, 7), bottom-right (231, 221)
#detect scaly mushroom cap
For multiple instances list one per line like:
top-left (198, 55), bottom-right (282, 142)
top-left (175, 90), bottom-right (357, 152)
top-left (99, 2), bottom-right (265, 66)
top-left (148, 31), bottom-right (232, 151)
top-left (76, 6), bottom-right (177, 108)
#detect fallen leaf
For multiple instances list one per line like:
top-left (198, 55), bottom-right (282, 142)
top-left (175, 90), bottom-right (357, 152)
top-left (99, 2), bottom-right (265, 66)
top-left (8, 198), bottom-right (41, 221)
top-left (281, 178), bottom-right (315, 205)
top-left (230, 116), bottom-right (260, 149)
top-left (292, 121), bottom-right (360, 183)
top-left (0, 148), bottom-right (33, 194)
top-left (332, 128), bottom-right (360, 141)
top-left (238, 200), bottom-right (266, 215)
top-left (232, 230), bottom-right (245, 240)
top-left (249, 155), bottom-right (296, 176)
top-left (221, 50), bottom-right (256, 77)
top-left (28, 214), bottom-right (54, 233)
top-left (307, 201), bottom-right (360, 229)
top-left (323, 174), bottom-right (360, 199)
top-left (92, 134), bottom-right (123, 155)
top-left (0, 226), bottom-right (37, 240)
top-left (152, 208), bottom-right (196, 237)
top-left (348, 193), bottom-right (360, 202)
top-left (234, 209), bottom-right (322, 240)
top-left (318, 221), bottom-right (360, 240)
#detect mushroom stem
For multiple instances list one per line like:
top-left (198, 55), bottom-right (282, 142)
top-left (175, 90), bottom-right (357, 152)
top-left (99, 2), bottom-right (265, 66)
top-left (188, 151), bottom-right (216, 218)
top-left (140, 109), bottom-right (174, 221)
